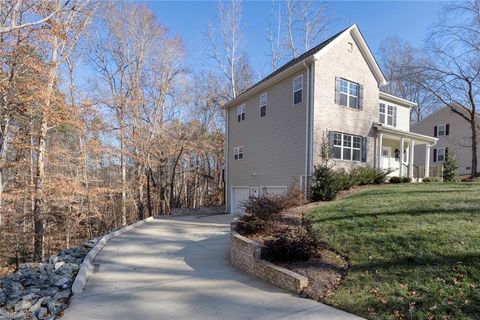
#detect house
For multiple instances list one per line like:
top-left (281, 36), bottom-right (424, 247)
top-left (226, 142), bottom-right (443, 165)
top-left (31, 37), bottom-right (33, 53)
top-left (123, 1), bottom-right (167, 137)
top-left (224, 24), bottom-right (437, 214)
top-left (411, 104), bottom-right (480, 176)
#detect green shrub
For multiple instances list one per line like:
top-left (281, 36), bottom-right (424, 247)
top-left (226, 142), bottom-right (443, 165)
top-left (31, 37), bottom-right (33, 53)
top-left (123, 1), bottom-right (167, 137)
top-left (443, 155), bottom-right (460, 182)
top-left (310, 165), bottom-right (340, 201)
top-left (336, 168), bottom-right (356, 190)
top-left (389, 176), bottom-right (402, 183)
top-left (390, 176), bottom-right (411, 183)
top-left (350, 166), bottom-right (391, 185)
top-left (262, 220), bottom-right (319, 262)
top-left (423, 177), bottom-right (442, 183)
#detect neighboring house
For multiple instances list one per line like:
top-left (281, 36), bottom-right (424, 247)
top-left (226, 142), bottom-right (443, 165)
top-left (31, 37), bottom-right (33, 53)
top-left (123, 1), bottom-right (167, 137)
top-left (224, 25), bottom-right (437, 214)
top-left (411, 104), bottom-right (480, 176)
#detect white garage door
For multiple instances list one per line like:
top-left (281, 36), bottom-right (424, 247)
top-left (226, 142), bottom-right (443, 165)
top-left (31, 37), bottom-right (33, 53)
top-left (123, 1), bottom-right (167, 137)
top-left (261, 186), bottom-right (287, 195)
top-left (231, 187), bottom-right (250, 214)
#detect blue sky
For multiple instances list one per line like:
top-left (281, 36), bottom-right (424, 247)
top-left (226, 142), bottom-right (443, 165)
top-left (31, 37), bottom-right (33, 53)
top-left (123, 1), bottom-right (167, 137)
top-left (147, 1), bottom-right (444, 78)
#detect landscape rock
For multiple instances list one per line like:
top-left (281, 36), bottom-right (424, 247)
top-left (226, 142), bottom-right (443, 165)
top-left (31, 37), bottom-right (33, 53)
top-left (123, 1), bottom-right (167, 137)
top-left (0, 238), bottom-right (99, 319)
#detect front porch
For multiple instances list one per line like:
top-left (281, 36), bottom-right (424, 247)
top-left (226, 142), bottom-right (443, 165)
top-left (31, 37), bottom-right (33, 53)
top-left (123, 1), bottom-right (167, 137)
top-left (374, 124), bottom-right (437, 180)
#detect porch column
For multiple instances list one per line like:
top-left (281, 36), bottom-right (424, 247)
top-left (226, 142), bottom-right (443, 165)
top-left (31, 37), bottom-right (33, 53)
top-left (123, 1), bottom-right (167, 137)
top-left (399, 137), bottom-right (405, 177)
top-left (425, 144), bottom-right (430, 177)
top-left (409, 139), bottom-right (415, 179)
top-left (378, 133), bottom-right (383, 169)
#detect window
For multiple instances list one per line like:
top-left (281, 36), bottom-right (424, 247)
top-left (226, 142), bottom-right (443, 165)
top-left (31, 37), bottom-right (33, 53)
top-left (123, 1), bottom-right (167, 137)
top-left (379, 103), bottom-right (396, 127)
top-left (436, 147), bottom-right (445, 162)
top-left (260, 93), bottom-right (267, 117)
top-left (331, 132), bottom-right (363, 161)
top-left (237, 104), bottom-right (245, 122)
top-left (338, 78), bottom-right (360, 109)
top-left (293, 75), bottom-right (303, 105)
top-left (434, 124), bottom-right (449, 137)
top-left (233, 146), bottom-right (243, 160)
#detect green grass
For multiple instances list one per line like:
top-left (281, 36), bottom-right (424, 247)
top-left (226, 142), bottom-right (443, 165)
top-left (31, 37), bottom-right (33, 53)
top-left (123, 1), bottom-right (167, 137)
top-left (307, 183), bottom-right (480, 320)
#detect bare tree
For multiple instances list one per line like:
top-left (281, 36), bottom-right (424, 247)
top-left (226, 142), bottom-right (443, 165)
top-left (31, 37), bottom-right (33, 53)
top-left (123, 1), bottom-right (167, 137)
top-left (378, 37), bottom-right (435, 121)
top-left (284, 0), bottom-right (332, 59)
top-left (206, 0), bottom-right (251, 100)
top-left (421, 0), bottom-right (480, 177)
top-left (267, 0), bottom-right (282, 71)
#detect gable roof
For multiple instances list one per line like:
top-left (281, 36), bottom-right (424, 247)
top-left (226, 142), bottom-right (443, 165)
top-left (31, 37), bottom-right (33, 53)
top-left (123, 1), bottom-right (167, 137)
top-left (411, 102), bottom-right (479, 127)
top-left (224, 24), bottom-right (387, 108)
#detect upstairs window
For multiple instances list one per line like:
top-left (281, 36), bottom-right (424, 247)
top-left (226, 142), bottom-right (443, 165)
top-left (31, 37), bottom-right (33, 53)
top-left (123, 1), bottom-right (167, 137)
top-left (260, 93), bottom-right (267, 117)
top-left (434, 124), bottom-right (449, 137)
top-left (293, 75), bottom-right (303, 105)
top-left (330, 131), bottom-right (366, 162)
top-left (335, 77), bottom-right (363, 109)
top-left (379, 103), bottom-right (397, 127)
top-left (233, 146), bottom-right (243, 160)
top-left (237, 104), bottom-right (245, 122)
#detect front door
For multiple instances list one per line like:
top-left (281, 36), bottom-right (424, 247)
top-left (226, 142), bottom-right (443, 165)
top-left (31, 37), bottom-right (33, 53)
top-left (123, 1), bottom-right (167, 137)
top-left (382, 147), bottom-right (391, 170)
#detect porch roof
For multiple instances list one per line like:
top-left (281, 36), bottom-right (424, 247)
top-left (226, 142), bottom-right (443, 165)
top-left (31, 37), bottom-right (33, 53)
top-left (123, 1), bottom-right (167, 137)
top-left (373, 123), bottom-right (438, 145)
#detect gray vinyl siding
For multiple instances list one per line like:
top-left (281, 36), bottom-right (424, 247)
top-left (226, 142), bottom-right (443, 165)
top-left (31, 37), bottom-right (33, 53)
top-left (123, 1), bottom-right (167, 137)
top-left (227, 70), bottom-right (308, 210)
top-left (411, 106), bottom-right (480, 175)
top-left (312, 31), bottom-right (379, 170)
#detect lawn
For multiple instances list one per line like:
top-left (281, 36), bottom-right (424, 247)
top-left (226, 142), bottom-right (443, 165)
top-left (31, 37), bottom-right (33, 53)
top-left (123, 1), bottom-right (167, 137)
top-left (307, 183), bottom-right (480, 320)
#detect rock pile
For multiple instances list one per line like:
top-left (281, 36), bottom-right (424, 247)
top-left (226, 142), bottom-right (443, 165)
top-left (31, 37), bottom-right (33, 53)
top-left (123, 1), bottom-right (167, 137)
top-left (0, 239), bottom-right (98, 320)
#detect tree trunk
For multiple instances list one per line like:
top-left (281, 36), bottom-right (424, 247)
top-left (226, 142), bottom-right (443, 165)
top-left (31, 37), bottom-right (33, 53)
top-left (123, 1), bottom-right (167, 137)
top-left (146, 168), bottom-right (153, 217)
top-left (120, 115), bottom-right (127, 226)
top-left (33, 30), bottom-right (58, 262)
top-left (136, 163), bottom-right (144, 220)
top-left (471, 120), bottom-right (478, 177)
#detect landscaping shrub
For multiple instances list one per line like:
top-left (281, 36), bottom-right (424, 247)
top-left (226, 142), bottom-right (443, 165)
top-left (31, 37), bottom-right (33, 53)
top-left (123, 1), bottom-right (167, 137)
top-left (278, 184), bottom-right (305, 209)
top-left (242, 194), bottom-right (283, 220)
top-left (389, 176), bottom-right (402, 183)
top-left (423, 177), bottom-right (442, 183)
top-left (443, 155), bottom-right (460, 182)
top-left (262, 220), bottom-right (319, 262)
top-left (336, 168), bottom-right (356, 190)
top-left (390, 176), bottom-right (411, 183)
top-left (310, 165), bottom-right (340, 201)
top-left (350, 166), bottom-right (390, 185)
top-left (234, 214), bottom-right (267, 236)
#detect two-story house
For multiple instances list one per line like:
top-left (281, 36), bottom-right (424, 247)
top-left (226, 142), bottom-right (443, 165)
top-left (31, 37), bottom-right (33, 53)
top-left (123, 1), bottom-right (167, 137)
top-left (224, 25), bottom-right (437, 214)
top-left (411, 103), bottom-right (480, 176)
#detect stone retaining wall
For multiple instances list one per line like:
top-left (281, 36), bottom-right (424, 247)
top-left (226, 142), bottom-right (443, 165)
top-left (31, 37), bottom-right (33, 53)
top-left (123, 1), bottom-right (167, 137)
top-left (230, 231), bottom-right (308, 294)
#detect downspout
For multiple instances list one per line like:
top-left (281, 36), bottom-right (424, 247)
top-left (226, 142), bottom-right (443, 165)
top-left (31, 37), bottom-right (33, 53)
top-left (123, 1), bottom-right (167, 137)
top-left (224, 107), bottom-right (229, 213)
top-left (303, 59), bottom-right (315, 200)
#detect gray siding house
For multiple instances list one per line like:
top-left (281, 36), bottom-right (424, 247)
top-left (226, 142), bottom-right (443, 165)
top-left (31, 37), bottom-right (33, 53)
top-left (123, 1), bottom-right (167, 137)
top-left (411, 104), bottom-right (480, 176)
top-left (224, 25), bottom-right (437, 214)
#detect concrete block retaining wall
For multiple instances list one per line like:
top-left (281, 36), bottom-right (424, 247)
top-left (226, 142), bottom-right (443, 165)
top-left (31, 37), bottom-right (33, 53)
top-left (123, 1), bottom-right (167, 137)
top-left (230, 231), bottom-right (308, 294)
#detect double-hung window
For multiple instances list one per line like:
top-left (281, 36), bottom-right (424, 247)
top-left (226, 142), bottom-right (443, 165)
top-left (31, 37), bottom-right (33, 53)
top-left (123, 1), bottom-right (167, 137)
top-left (379, 103), bottom-right (396, 127)
top-left (437, 124), bottom-right (446, 136)
top-left (260, 93), bottom-right (267, 117)
top-left (237, 104), bottom-right (245, 122)
top-left (233, 146), bottom-right (243, 160)
top-left (436, 147), bottom-right (445, 162)
top-left (331, 132), bottom-right (363, 162)
top-left (338, 78), bottom-right (359, 109)
top-left (293, 75), bottom-right (303, 105)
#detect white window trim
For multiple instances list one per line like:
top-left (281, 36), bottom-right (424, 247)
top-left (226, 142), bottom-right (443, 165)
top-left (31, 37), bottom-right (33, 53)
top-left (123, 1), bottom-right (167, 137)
top-left (236, 104), bottom-right (245, 123)
top-left (339, 78), bottom-right (359, 109)
top-left (379, 103), bottom-right (396, 127)
top-left (233, 146), bottom-right (244, 160)
top-left (436, 147), bottom-right (445, 162)
top-left (249, 187), bottom-right (259, 197)
top-left (437, 124), bottom-right (446, 137)
top-left (293, 75), bottom-right (303, 105)
top-left (332, 132), bottom-right (362, 162)
top-left (259, 92), bottom-right (267, 117)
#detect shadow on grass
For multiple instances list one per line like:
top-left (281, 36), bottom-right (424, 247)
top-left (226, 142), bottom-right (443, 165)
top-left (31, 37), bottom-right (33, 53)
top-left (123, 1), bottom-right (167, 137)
top-left (309, 205), bottom-right (480, 223)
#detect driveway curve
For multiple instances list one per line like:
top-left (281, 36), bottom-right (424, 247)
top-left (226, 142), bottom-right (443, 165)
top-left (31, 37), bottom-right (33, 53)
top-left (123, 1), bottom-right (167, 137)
top-left (63, 215), bottom-right (361, 320)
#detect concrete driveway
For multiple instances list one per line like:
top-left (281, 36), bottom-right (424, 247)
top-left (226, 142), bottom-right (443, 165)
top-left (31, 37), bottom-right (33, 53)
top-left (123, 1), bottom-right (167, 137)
top-left (63, 215), bottom-right (361, 320)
